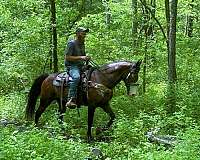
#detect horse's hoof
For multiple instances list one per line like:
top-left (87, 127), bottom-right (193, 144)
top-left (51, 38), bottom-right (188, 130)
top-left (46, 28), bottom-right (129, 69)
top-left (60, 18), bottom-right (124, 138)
top-left (87, 136), bottom-right (94, 143)
top-left (67, 105), bottom-right (77, 109)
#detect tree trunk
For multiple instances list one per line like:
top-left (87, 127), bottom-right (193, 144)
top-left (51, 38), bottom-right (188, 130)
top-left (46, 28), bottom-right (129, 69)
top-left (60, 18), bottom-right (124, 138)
top-left (50, 0), bottom-right (58, 72)
top-left (49, 33), bottom-right (53, 70)
top-left (148, 0), bottom-right (156, 37)
top-left (165, 0), bottom-right (170, 37)
top-left (141, 0), bottom-right (150, 94)
top-left (185, 0), bottom-right (194, 37)
top-left (167, 0), bottom-right (178, 114)
top-left (165, 0), bottom-right (170, 58)
top-left (103, 0), bottom-right (111, 26)
top-left (168, 0), bottom-right (177, 82)
top-left (132, 0), bottom-right (138, 47)
top-left (143, 33), bottom-right (148, 93)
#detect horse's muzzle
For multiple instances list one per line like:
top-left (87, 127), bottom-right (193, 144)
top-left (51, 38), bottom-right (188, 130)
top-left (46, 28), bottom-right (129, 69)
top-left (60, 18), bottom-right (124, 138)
top-left (127, 84), bottom-right (139, 96)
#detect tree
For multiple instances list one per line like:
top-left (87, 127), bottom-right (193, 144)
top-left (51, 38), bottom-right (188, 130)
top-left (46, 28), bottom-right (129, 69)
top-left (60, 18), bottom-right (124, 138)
top-left (168, 0), bottom-right (177, 83)
top-left (50, 0), bottom-right (58, 72)
top-left (103, 0), bottom-right (111, 26)
top-left (167, 0), bottom-right (178, 114)
top-left (141, 0), bottom-right (149, 94)
top-left (139, 0), bottom-right (158, 93)
top-left (165, 0), bottom-right (170, 69)
top-left (132, 0), bottom-right (138, 48)
top-left (185, 0), bottom-right (194, 37)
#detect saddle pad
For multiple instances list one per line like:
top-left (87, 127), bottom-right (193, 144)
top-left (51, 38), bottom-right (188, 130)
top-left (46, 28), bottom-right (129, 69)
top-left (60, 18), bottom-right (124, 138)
top-left (53, 72), bottom-right (72, 87)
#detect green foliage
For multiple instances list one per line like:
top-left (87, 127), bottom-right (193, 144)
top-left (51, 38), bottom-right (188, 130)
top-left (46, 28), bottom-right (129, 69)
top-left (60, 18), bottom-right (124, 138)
top-left (0, 0), bottom-right (200, 159)
top-left (0, 127), bottom-right (89, 160)
top-left (0, 0), bottom-right (50, 93)
top-left (0, 93), bottom-right (200, 159)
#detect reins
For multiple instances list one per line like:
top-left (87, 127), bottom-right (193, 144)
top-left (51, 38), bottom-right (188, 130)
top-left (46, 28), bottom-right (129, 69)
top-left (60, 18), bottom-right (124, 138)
top-left (88, 60), bottom-right (101, 69)
top-left (125, 64), bottom-right (136, 81)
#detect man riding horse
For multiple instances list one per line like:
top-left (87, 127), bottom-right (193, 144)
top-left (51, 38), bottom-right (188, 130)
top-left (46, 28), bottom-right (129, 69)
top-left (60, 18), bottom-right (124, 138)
top-left (25, 26), bottom-right (142, 142)
top-left (64, 27), bottom-right (91, 109)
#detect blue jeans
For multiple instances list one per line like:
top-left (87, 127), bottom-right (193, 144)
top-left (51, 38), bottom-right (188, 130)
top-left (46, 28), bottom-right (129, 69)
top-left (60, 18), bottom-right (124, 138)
top-left (67, 65), bottom-right (81, 100)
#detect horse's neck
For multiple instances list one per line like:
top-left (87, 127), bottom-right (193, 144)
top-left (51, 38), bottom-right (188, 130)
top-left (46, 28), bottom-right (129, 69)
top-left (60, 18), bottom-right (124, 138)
top-left (106, 71), bottom-right (125, 88)
top-left (93, 64), bottom-right (130, 89)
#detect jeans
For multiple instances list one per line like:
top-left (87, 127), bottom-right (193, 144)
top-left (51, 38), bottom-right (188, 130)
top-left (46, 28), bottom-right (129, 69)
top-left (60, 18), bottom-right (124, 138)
top-left (67, 65), bottom-right (81, 100)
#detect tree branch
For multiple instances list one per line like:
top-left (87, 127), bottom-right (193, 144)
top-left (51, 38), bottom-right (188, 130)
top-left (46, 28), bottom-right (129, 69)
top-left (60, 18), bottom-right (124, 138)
top-left (140, 0), bottom-right (168, 44)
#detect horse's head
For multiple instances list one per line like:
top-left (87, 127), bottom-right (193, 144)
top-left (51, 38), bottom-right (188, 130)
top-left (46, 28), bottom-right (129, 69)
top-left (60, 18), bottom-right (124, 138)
top-left (123, 59), bottom-right (142, 96)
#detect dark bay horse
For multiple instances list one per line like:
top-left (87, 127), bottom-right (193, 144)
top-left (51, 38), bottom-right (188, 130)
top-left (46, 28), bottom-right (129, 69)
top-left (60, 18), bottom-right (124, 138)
top-left (25, 60), bottom-right (142, 141)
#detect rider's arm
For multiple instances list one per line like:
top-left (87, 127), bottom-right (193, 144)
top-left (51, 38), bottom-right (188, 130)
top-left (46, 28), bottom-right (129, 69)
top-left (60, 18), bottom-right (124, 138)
top-left (65, 55), bottom-right (88, 61)
top-left (65, 40), bottom-right (90, 62)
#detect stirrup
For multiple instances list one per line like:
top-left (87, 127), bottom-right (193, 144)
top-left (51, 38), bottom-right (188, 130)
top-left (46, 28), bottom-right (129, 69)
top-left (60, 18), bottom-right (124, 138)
top-left (66, 98), bottom-right (77, 109)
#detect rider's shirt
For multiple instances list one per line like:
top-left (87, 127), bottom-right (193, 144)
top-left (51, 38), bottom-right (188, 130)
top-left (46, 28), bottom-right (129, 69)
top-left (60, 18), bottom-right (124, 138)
top-left (64, 39), bottom-right (86, 68)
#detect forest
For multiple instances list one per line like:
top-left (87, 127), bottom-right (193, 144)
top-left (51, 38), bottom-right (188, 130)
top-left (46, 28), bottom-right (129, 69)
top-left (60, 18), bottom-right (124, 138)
top-left (0, 0), bottom-right (199, 159)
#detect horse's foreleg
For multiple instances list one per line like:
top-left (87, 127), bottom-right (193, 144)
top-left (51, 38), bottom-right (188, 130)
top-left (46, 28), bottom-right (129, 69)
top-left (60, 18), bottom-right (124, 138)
top-left (102, 103), bottom-right (115, 129)
top-left (87, 106), bottom-right (96, 142)
top-left (35, 98), bottom-right (51, 125)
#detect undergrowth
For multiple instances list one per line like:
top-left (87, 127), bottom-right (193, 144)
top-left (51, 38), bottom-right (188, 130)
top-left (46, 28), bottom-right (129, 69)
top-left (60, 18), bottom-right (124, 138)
top-left (0, 91), bottom-right (199, 160)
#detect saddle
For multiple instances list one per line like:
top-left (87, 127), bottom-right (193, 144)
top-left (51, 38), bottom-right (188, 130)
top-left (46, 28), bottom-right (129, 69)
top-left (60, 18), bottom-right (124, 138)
top-left (52, 72), bottom-right (71, 87)
top-left (53, 68), bottom-right (93, 89)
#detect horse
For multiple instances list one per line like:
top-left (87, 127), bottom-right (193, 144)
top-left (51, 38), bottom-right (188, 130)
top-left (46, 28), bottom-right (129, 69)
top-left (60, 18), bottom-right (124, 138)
top-left (25, 60), bottom-right (142, 141)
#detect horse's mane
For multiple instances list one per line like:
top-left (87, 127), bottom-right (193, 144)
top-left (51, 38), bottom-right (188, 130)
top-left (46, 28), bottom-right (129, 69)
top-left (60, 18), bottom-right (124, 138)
top-left (98, 60), bottom-right (134, 73)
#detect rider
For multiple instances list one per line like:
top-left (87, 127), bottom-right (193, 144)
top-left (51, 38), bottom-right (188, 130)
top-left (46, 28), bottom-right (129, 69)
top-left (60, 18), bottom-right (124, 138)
top-left (64, 27), bottom-right (91, 108)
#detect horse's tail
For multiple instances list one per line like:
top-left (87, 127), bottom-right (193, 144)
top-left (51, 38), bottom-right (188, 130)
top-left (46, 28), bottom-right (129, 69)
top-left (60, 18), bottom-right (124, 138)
top-left (25, 73), bottom-right (49, 120)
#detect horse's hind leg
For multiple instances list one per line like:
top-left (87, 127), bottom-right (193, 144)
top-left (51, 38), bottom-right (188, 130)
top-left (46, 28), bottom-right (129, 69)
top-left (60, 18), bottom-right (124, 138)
top-left (102, 103), bottom-right (115, 129)
top-left (35, 98), bottom-right (52, 125)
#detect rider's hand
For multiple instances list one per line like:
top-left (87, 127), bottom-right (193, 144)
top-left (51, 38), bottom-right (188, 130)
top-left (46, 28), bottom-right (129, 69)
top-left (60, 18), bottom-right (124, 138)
top-left (85, 56), bottom-right (91, 61)
top-left (81, 56), bottom-right (91, 61)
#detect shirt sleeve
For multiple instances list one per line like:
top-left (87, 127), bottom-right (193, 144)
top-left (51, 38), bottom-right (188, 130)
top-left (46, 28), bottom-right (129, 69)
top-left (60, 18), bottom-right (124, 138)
top-left (64, 41), bottom-right (74, 56)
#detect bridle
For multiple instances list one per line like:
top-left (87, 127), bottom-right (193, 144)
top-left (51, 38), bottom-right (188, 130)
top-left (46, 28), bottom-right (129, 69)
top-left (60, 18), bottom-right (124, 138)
top-left (125, 64), bottom-right (137, 82)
